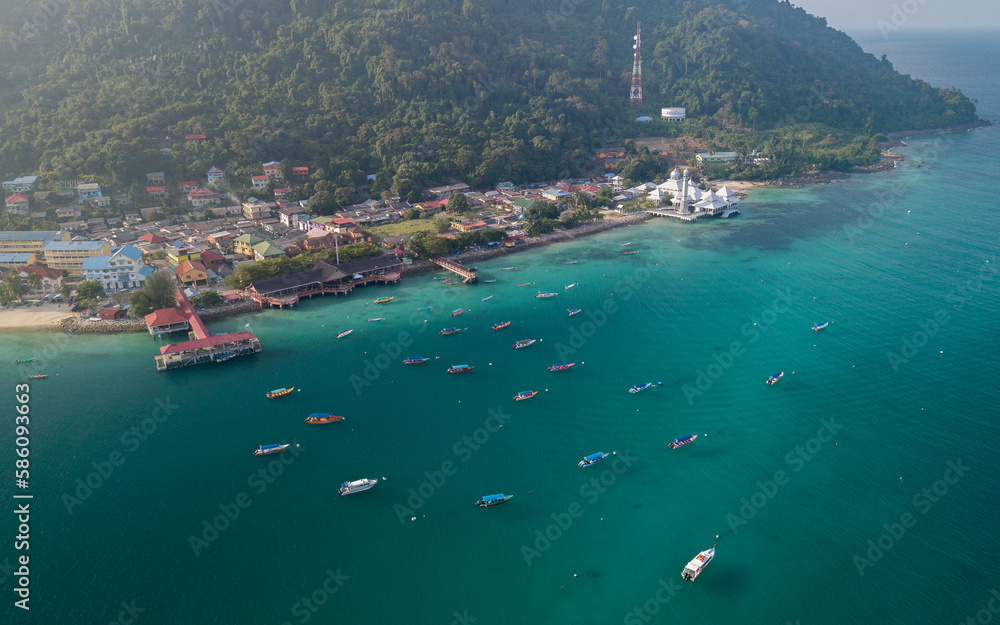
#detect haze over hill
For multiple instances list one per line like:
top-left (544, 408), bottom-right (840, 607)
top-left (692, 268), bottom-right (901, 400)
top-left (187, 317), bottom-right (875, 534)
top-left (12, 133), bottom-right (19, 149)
top-left (0, 0), bottom-right (978, 200)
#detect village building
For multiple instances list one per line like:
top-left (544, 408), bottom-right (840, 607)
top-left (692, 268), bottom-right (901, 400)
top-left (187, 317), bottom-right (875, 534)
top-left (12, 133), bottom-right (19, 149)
top-left (188, 188), bottom-right (220, 209)
top-left (2, 176), bottom-right (40, 193)
top-left (292, 166), bottom-right (309, 178)
top-left (0, 264), bottom-right (62, 294)
top-left (166, 246), bottom-right (202, 268)
top-left (90, 196), bottom-right (112, 208)
top-left (206, 167), bottom-right (226, 185)
top-left (661, 107), bottom-right (686, 122)
top-left (174, 260), bottom-right (209, 286)
top-left (242, 197), bottom-right (271, 221)
top-left (4, 193), bottom-right (29, 214)
top-left (146, 172), bottom-right (166, 185)
top-left (81, 244), bottom-right (154, 292)
top-left (251, 175), bottom-right (270, 191)
top-left (147, 186), bottom-right (167, 198)
top-left (184, 134), bottom-right (207, 142)
top-left (252, 241), bottom-right (285, 261)
top-left (178, 181), bottom-right (198, 193)
top-left (262, 161), bottom-right (282, 180)
top-left (696, 152), bottom-right (738, 163)
top-left (0, 253), bottom-right (39, 268)
top-left (77, 182), bottom-right (102, 199)
top-left (232, 234), bottom-right (266, 258)
top-left (41, 239), bottom-right (111, 275)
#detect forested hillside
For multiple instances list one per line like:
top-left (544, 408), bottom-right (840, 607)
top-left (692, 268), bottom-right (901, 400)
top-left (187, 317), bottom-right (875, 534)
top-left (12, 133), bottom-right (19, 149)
top-left (0, 0), bottom-right (978, 198)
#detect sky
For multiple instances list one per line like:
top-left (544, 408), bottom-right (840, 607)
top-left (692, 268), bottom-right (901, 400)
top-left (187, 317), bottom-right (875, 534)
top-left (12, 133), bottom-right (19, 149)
top-left (792, 0), bottom-right (1000, 32)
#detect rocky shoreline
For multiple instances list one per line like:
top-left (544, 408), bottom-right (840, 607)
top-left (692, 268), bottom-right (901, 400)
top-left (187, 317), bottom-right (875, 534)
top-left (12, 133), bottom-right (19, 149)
top-left (58, 299), bottom-right (263, 334)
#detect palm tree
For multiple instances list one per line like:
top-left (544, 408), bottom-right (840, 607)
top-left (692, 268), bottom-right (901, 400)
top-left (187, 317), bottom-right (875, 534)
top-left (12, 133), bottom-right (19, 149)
top-left (26, 272), bottom-right (43, 294)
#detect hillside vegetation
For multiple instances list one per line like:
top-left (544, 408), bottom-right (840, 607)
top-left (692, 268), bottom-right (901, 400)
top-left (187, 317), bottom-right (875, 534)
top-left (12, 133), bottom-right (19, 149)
top-left (0, 0), bottom-right (978, 198)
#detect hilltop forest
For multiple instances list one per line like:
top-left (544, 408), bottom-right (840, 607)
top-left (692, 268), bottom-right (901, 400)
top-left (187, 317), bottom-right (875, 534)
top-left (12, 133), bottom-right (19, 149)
top-left (0, 0), bottom-right (979, 200)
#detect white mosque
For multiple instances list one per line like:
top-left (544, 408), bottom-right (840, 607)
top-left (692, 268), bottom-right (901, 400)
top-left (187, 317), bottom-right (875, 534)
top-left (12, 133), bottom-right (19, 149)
top-left (647, 168), bottom-right (741, 220)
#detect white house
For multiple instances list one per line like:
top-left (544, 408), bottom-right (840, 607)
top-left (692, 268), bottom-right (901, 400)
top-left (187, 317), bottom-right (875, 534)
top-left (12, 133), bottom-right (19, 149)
top-left (661, 107), bottom-right (686, 122)
top-left (81, 244), bottom-right (155, 293)
top-left (695, 152), bottom-right (738, 163)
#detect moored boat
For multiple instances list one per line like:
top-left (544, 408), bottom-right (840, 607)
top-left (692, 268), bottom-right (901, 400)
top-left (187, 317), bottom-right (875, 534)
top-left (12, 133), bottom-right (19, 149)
top-left (374, 296), bottom-right (393, 304)
top-left (416, 306), bottom-right (432, 311)
top-left (482, 295), bottom-right (493, 302)
top-left (812, 322), bottom-right (829, 331)
top-left (567, 308), bottom-right (581, 316)
top-left (629, 382), bottom-right (661, 394)
top-left (621, 242), bottom-right (631, 247)
top-left (565, 283), bottom-right (578, 289)
top-left (564, 261), bottom-right (578, 265)
top-left (440, 327), bottom-right (460, 336)
top-left (492, 321), bottom-right (511, 330)
top-left (340, 478), bottom-right (377, 495)
top-left (681, 536), bottom-right (718, 581)
top-left (766, 371), bottom-right (784, 385)
top-left (27, 374), bottom-right (47, 379)
top-left (254, 443), bottom-right (290, 456)
top-left (514, 390), bottom-right (538, 401)
top-left (337, 329), bottom-right (353, 338)
top-left (216, 352), bottom-right (236, 362)
top-left (483, 279), bottom-right (497, 283)
top-left (403, 356), bottom-right (430, 364)
top-left (306, 414), bottom-right (345, 424)
top-left (266, 387), bottom-right (295, 399)
top-left (447, 364), bottom-right (475, 373)
top-left (451, 308), bottom-right (465, 317)
top-left (623, 250), bottom-right (637, 255)
top-left (668, 434), bottom-right (697, 449)
top-left (501, 266), bottom-right (517, 270)
top-left (536, 291), bottom-right (557, 298)
top-left (514, 339), bottom-right (536, 349)
top-left (366, 317), bottom-right (385, 322)
top-left (517, 282), bottom-right (531, 287)
top-left (579, 451), bottom-right (610, 467)
top-left (14, 357), bottom-right (35, 364)
top-left (476, 493), bottom-right (513, 507)
top-left (548, 362), bottom-right (575, 371)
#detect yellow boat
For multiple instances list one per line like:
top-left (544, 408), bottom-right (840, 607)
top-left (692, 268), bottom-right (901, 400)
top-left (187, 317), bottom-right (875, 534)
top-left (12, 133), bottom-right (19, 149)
top-left (266, 387), bottom-right (295, 399)
top-left (374, 296), bottom-right (394, 304)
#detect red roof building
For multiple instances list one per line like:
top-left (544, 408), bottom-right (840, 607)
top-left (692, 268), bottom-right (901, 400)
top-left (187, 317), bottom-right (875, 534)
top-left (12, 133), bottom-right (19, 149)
top-left (4, 193), bottom-right (29, 212)
top-left (292, 166), bottom-right (309, 177)
top-left (147, 186), bottom-right (168, 197)
top-left (178, 181), bottom-right (198, 192)
top-left (198, 250), bottom-right (226, 270)
top-left (144, 307), bottom-right (190, 335)
top-left (138, 233), bottom-right (167, 244)
top-left (185, 134), bottom-right (207, 141)
top-left (99, 307), bottom-right (126, 320)
top-left (159, 331), bottom-right (255, 355)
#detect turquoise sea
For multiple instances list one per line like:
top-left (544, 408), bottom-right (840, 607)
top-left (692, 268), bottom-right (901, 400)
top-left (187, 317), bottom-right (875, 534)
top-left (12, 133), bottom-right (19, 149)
top-left (2, 30), bottom-right (998, 625)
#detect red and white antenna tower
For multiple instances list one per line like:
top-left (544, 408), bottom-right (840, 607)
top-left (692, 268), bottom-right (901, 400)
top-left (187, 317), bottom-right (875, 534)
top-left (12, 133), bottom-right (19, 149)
top-left (630, 21), bottom-right (642, 109)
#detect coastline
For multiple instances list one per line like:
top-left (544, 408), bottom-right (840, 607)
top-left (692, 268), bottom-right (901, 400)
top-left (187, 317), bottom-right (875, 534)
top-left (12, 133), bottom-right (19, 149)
top-left (3, 120), bottom-right (983, 335)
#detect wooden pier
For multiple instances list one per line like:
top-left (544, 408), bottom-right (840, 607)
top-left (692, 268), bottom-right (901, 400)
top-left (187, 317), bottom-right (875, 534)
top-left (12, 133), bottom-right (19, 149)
top-left (153, 290), bottom-right (262, 370)
top-left (431, 257), bottom-right (478, 283)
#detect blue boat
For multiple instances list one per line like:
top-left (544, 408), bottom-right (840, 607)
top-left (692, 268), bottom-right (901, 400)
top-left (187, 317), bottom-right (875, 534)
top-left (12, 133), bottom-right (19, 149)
top-left (417, 306), bottom-right (432, 311)
top-left (216, 352), bottom-right (236, 363)
top-left (403, 356), bottom-right (430, 365)
top-left (476, 493), bottom-right (513, 508)
top-left (579, 451), bottom-right (611, 467)
top-left (482, 295), bottom-right (493, 302)
top-left (669, 435), bottom-right (698, 449)
top-left (567, 308), bottom-right (582, 316)
top-left (766, 372), bottom-right (784, 385)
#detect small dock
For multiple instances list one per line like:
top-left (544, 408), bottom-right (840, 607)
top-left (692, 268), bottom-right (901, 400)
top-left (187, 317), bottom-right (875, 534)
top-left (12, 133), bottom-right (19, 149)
top-left (646, 209), bottom-right (703, 222)
top-left (154, 290), bottom-right (262, 370)
top-left (431, 257), bottom-right (478, 283)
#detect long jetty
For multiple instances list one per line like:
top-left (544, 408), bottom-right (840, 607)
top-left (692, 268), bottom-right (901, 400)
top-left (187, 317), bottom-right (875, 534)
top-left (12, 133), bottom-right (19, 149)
top-left (431, 257), bottom-right (478, 283)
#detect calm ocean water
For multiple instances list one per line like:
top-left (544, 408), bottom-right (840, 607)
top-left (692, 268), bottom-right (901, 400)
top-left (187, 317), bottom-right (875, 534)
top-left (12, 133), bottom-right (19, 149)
top-left (1, 30), bottom-right (998, 625)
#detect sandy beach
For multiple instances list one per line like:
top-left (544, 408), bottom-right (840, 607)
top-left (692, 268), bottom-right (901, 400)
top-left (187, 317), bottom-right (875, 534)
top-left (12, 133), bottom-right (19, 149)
top-left (0, 304), bottom-right (75, 331)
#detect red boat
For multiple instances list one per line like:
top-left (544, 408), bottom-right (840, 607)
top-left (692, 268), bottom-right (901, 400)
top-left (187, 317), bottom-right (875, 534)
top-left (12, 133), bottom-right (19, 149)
top-left (548, 362), bottom-right (575, 371)
top-left (306, 414), bottom-right (344, 424)
top-left (492, 321), bottom-right (511, 330)
top-left (452, 308), bottom-right (465, 317)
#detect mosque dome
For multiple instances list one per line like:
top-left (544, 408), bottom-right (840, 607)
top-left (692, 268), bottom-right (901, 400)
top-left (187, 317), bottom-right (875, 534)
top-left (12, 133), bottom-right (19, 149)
top-left (670, 168), bottom-right (681, 180)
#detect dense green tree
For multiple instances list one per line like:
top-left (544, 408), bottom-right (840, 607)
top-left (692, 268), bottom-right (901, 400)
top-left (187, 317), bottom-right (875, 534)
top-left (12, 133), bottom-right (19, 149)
top-left (76, 280), bottom-right (105, 301)
top-left (144, 271), bottom-right (178, 311)
top-left (129, 291), bottom-right (153, 318)
top-left (446, 192), bottom-right (470, 213)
